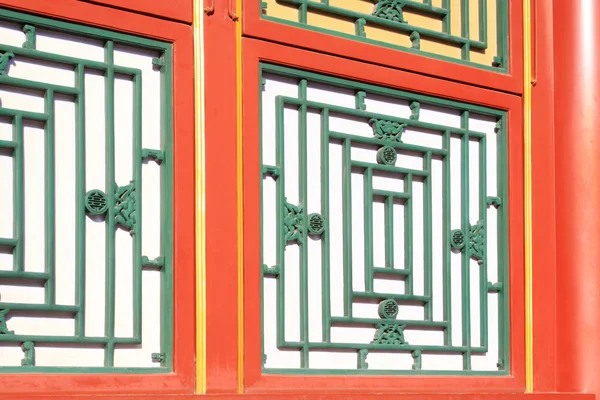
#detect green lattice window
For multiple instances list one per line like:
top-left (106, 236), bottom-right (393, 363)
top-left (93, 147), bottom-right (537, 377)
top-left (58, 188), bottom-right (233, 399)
top-left (260, 64), bottom-right (509, 374)
top-left (0, 10), bottom-right (173, 372)
top-left (261, 0), bottom-right (509, 71)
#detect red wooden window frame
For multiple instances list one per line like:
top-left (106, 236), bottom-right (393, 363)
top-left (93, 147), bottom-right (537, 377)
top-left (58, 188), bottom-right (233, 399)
top-left (242, 0), bottom-right (524, 95)
top-left (0, 0), bottom-right (196, 396)
top-left (79, 0), bottom-right (193, 24)
top-left (242, 38), bottom-right (525, 394)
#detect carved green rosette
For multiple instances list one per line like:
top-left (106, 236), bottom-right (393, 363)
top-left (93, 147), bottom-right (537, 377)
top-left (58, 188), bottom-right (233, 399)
top-left (369, 118), bottom-right (406, 142)
top-left (114, 181), bottom-right (136, 235)
top-left (376, 145), bottom-right (397, 165)
top-left (378, 299), bottom-right (399, 319)
top-left (450, 229), bottom-right (466, 250)
top-left (372, 323), bottom-right (408, 346)
top-left (372, 0), bottom-right (406, 23)
top-left (470, 220), bottom-right (485, 262)
top-left (283, 199), bottom-right (304, 245)
top-left (307, 213), bottom-right (325, 236)
top-left (85, 189), bottom-right (108, 215)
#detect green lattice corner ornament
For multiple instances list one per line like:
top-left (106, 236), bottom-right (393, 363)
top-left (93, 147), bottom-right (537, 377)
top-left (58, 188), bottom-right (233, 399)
top-left (369, 118), bottom-right (406, 142)
top-left (372, 0), bottom-right (407, 24)
top-left (355, 17), bottom-right (367, 37)
top-left (283, 199), bottom-right (304, 245)
top-left (487, 196), bottom-right (502, 208)
top-left (85, 189), bottom-right (108, 215)
top-left (142, 256), bottom-right (165, 268)
top-left (115, 181), bottom-right (136, 235)
top-left (142, 148), bottom-right (165, 164)
top-left (450, 229), bottom-right (466, 250)
top-left (307, 213), bottom-right (325, 236)
top-left (21, 341), bottom-right (35, 366)
top-left (0, 51), bottom-right (14, 76)
top-left (470, 220), bottom-right (485, 262)
top-left (409, 31), bottom-right (420, 50)
top-left (355, 90), bottom-right (367, 110)
top-left (409, 101), bottom-right (420, 120)
top-left (411, 350), bottom-right (422, 370)
top-left (357, 349), bottom-right (369, 370)
top-left (0, 309), bottom-right (13, 335)
top-left (22, 25), bottom-right (36, 49)
top-left (378, 299), bottom-right (399, 319)
top-left (376, 145), bottom-right (397, 165)
top-left (371, 323), bottom-right (408, 346)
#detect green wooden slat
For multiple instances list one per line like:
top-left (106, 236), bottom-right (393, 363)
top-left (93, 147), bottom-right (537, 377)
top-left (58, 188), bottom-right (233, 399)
top-left (103, 40), bottom-right (116, 368)
top-left (13, 115), bottom-right (23, 273)
top-left (74, 63), bottom-right (86, 337)
top-left (133, 71), bottom-right (143, 340)
top-left (460, 111), bottom-right (471, 370)
top-left (44, 89), bottom-right (55, 305)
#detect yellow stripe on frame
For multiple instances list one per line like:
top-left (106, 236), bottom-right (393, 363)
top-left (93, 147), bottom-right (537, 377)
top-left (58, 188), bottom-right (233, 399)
top-left (523, 0), bottom-right (533, 393)
top-left (194, 0), bottom-right (207, 394)
top-left (236, 0), bottom-right (244, 394)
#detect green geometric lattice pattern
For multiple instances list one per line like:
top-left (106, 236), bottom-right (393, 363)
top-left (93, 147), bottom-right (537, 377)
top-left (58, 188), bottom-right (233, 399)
top-left (261, 0), bottom-right (509, 72)
top-left (0, 9), bottom-right (172, 372)
top-left (260, 64), bottom-right (509, 375)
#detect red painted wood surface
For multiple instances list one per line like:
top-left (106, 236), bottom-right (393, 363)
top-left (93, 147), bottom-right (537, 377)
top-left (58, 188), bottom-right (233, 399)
top-left (79, 0), bottom-right (192, 24)
top-left (530, 0), bottom-right (557, 393)
top-left (242, 0), bottom-right (524, 95)
top-left (0, 0), bottom-right (196, 395)
top-left (203, 0), bottom-right (241, 394)
top-left (6, 394), bottom-right (596, 400)
top-left (554, 0), bottom-right (600, 396)
top-left (242, 37), bottom-right (525, 393)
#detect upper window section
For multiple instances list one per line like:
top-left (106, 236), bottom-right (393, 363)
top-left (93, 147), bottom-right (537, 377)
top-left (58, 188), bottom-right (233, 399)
top-left (261, 0), bottom-right (508, 72)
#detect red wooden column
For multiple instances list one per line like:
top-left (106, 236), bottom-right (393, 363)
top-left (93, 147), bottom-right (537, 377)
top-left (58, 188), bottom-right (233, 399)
top-left (554, 0), bottom-right (600, 394)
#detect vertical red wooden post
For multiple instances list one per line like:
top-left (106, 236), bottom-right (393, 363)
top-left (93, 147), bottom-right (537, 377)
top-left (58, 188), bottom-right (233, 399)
top-left (531, 0), bottom-right (557, 392)
top-left (204, 0), bottom-right (240, 393)
top-left (554, 0), bottom-right (600, 395)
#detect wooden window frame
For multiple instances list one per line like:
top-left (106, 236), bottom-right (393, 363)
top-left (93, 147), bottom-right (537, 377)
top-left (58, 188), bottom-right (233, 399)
top-left (241, 37), bottom-right (525, 394)
top-left (242, 0), bottom-right (524, 95)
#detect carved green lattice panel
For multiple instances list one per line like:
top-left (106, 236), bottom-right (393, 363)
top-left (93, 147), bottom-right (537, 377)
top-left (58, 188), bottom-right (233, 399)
top-left (0, 9), bottom-right (172, 372)
top-left (260, 64), bottom-right (509, 374)
top-left (260, 0), bottom-right (509, 72)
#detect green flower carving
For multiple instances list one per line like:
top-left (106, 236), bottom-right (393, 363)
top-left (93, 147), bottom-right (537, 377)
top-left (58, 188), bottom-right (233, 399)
top-left (373, 0), bottom-right (407, 23)
top-left (369, 118), bottom-right (407, 142)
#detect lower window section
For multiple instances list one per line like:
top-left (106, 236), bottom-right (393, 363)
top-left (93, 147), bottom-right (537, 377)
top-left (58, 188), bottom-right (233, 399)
top-left (259, 64), bottom-right (509, 375)
top-left (0, 10), bottom-right (172, 372)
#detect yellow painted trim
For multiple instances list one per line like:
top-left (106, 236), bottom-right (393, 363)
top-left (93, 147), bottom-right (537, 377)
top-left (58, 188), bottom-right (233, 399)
top-left (194, 0), bottom-right (207, 394)
top-left (523, 0), bottom-right (533, 393)
top-left (236, 0), bottom-right (244, 394)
